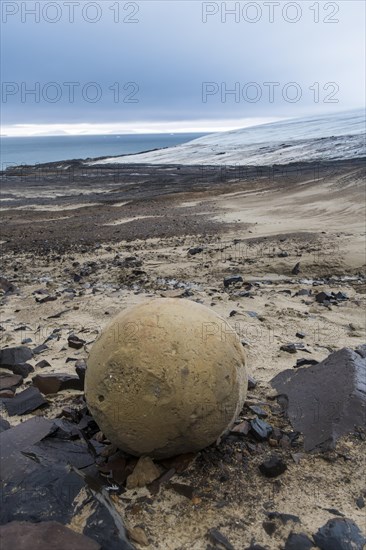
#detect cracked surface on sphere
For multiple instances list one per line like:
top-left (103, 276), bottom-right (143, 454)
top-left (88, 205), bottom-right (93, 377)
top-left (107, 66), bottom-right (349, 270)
top-left (85, 298), bottom-right (247, 458)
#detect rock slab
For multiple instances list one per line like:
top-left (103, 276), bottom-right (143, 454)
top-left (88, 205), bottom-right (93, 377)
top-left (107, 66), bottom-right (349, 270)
top-left (0, 521), bottom-right (101, 550)
top-left (271, 348), bottom-right (366, 451)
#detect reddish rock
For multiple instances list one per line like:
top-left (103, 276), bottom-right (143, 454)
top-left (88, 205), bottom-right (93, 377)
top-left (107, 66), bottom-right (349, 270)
top-left (0, 521), bottom-right (101, 550)
top-left (0, 372), bottom-right (23, 391)
top-left (32, 373), bottom-right (83, 394)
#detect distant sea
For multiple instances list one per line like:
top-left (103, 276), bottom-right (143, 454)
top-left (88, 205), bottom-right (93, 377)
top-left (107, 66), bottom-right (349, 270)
top-left (0, 133), bottom-right (207, 168)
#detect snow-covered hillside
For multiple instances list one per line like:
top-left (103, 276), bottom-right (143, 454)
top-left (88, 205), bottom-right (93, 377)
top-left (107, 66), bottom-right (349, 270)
top-left (89, 109), bottom-right (365, 166)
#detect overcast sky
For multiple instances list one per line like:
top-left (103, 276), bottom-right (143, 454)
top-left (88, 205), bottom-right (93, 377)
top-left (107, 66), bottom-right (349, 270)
top-left (1, 0), bottom-right (365, 135)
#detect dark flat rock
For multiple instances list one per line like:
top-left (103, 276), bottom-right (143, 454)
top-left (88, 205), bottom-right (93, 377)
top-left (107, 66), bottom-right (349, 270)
top-left (0, 417), bottom-right (55, 481)
top-left (0, 417), bottom-right (11, 433)
top-left (271, 347), bottom-right (366, 451)
top-left (33, 373), bottom-right (83, 394)
top-left (0, 521), bottom-right (101, 550)
top-left (169, 482), bottom-right (195, 499)
top-left (2, 386), bottom-right (48, 416)
top-left (295, 289), bottom-right (311, 296)
top-left (0, 422), bottom-right (133, 550)
top-left (35, 360), bottom-right (51, 369)
top-left (231, 420), bottom-right (251, 435)
top-left (280, 343), bottom-right (305, 354)
top-left (9, 363), bottom-right (34, 378)
top-left (188, 247), bottom-right (203, 256)
top-left (262, 521), bottom-right (276, 536)
top-left (356, 496), bottom-right (365, 509)
top-left (285, 532), bottom-right (314, 549)
top-left (32, 344), bottom-right (49, 355)
top-left (315, 291), bottom-right (333, 303)
top-left (250, 418), bottom-right (272, 441)
top-left (313, 518), bottom-right (365, 550)
top-left (0, 372), bottom-right (23, 391)
top-left (0, 346), bottom-right (33, 368)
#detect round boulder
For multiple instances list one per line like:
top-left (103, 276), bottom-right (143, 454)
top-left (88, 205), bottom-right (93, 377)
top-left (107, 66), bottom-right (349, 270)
top-left (85, 298), bottom-right (247, 458)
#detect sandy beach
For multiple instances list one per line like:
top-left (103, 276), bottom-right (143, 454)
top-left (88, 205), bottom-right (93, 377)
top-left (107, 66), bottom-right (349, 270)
top-left (1, 158), bottom-right (365, 549)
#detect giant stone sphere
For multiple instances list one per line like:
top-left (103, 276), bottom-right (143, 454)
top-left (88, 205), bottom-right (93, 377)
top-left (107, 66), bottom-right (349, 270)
top-left (85, 298), bottom-right (247, 458)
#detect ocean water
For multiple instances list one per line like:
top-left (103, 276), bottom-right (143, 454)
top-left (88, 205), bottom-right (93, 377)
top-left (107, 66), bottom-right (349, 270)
top-left (0, 133), bottom-right (207, 168)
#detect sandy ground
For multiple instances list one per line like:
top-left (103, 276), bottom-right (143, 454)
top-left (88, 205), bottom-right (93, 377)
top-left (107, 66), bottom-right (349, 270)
top-left (0, 159), bottom-right (365, 549)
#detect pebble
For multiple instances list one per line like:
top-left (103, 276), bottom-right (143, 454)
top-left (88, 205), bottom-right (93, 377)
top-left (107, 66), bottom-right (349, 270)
top-left (315, 291), bottom-right (333, 303)
top-left (315, 291), bottom-right (349, 305)
top-left (248, 375), bottom-right (257, 389)
top-left (295, 358), bottom-right (319, 368)
top-left (231, 421), bottom-right (250, 435)
top-left (280, 343), bottom-right (305, 354)
top-left (295, 289), bottom-right (311, 296)
top-left (265, 511), bottom-right (300, 524)
top-left (224, 275), bottom-right (243, 288)
top-left (355, 496), bottom-right (365, 509)
top-left (250, 418), bottom-right (273, 441)
top-left (262, 521), bottom-right (276, 536)
top-left (207, 528), bottom-right (234, 550)
top-left (126, 456), bottom-right (160, 489)
top-left (128, 526), bottom-right (149, 546)
top-left (259, 455), bottom-right (287, 478)
top-left (35, 360), bottom-right (51, 369)
top-left (246, 311), bottom-right (258, 318)
top-left (284, 532), bottom-right (314, 549)
top-left (188, 247), bottom-right (203, 256)
top-left (169, 482), bottom-right (195, 499)
top-left (67, 335), bottom-right (86, 349)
